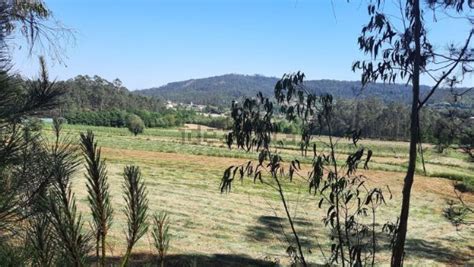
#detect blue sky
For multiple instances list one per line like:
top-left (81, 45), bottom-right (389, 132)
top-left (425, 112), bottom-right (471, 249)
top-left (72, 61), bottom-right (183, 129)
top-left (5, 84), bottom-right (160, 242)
top-left (11, 0), bottom-right (473, 90)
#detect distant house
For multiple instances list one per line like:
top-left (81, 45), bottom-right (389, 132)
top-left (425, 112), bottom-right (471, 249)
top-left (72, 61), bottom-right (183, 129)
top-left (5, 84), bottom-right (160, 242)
top-left (165, 100), bottom-right (215, 113)
top-left (165, 100), bottom-right (176, 109)
top-left (40, 118), bottom-right (53, 123)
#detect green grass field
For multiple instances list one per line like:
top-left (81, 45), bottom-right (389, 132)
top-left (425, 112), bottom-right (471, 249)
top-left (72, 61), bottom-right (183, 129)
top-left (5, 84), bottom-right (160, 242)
top-left (41, 123), bottom-right (474, 266)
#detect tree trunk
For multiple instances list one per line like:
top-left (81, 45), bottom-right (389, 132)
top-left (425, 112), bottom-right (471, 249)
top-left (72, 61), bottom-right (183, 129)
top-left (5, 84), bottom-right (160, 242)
top-left (391, 0), bottom-right (421, 266)
top-left (96, 233), bottom-right (100, 265)
top-left (274, 174), bottom-right (307, 267)
top-left (101, 234), bottom-right (106, 267)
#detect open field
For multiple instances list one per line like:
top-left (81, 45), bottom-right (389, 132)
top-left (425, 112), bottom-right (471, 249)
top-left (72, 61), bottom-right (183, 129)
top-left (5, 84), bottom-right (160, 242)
top-left (42, 124), bottom-right (474, 266)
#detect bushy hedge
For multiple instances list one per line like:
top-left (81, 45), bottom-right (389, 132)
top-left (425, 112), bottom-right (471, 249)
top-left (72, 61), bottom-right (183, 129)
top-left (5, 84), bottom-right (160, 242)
top-left (65, 109), bottom-right (234, 129)
top-left (65, 109), bottom-right (193, 128)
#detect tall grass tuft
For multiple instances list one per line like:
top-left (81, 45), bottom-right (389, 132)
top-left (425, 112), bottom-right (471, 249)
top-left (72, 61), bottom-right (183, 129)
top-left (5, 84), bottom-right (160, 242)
top-left (80, 130), bottom-right (113, 267)
top-left (121, 165), bottom-right (149, 267)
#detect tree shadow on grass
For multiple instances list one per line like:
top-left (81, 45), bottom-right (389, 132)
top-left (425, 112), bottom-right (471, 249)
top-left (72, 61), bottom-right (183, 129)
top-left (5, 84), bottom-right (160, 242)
top-left (88, 252), bottom-right (279, 267)
top-left (402, 238), bottom-right (473, 265)
top-left (246, 215), bottom-right (315, 248)
top-left (375, 231), bottom-right (472, 265)
top-left (245, 216), bottom-right (472, 265)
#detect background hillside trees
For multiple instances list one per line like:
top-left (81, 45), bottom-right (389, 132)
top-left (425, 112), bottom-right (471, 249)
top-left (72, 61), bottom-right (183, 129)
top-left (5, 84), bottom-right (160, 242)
top-left (136, 73), bottom-right (473, 107)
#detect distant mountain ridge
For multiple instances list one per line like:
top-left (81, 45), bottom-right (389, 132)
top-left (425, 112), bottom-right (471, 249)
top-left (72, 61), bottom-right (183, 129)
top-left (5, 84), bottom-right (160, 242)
top-left (135, 74), bottom-right (470, 106)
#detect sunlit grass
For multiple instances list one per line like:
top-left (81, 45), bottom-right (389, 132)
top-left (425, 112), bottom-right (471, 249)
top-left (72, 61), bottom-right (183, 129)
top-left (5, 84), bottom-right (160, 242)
top-left (41, 123), bottom-right (473, 188)
top-left (44, 123), bottom-right (474, 265)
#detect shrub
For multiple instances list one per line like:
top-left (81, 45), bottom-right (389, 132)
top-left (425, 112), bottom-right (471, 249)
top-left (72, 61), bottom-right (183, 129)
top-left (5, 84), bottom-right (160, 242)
top-left (126, 114), bottom-right (145, 136)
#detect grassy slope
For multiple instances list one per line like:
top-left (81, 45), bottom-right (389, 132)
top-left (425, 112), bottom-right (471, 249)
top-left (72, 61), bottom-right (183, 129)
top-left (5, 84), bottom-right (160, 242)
top-left (42, 124), bottom-right (474, 266)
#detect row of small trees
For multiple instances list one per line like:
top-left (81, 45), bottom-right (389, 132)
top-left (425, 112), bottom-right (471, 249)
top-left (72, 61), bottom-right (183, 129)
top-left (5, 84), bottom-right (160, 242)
top-left (80, 128), bottom-right (170, 267)
top-left (25, 121), bottom-right (171, 267)
top-left (0, 4), bottom-right (168, 260)
top-left (0, 53), bottom-right (171, 265)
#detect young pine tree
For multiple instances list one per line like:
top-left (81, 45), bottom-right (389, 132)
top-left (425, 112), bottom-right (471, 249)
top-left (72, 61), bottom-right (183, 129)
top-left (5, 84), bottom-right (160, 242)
top-left (45, 118), bottom-right (91, 267)
top-left (152, 212), bottom-right (171, 267)
top-left (121, 166), bottom-right (149, 267)
top-left (80, 130), bottom-right (113, 267)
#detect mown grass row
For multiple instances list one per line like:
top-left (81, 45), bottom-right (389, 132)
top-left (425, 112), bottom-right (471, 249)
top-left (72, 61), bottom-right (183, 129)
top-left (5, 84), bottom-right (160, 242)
top-left (40, 123), bottom-right (473, 265)
top-left (41, 123), bottom-right (474, 190)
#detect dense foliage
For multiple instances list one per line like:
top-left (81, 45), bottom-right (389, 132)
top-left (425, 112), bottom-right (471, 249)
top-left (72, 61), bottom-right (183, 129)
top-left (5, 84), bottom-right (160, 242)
top-left (56, 75), bottom-right (163, 112)
top-left (64, 108), bottom-right (232, 129)
top-left (323, 98), bottom-right (470, 143)
top-left (10, 74), bottom-right (163, 113)
top-left (63, 96), bottom-right (472, 147)
top-left (65, 109), bottom-right (189, 128)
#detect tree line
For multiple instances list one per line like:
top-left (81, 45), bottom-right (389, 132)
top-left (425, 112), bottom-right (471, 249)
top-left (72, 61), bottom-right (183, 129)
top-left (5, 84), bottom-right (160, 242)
top-left (273, 97), bottom-right (472, 154)
top-left (325, 97), bottom-right (472, 149)
top-left (65, 109), bottom-right (193, 128)
top-left (10, 74), bottom-right (164, 113)
top-left (63, 95), bottom-right (473, 155)
top-left (64, 109), bottom-right (233, 130)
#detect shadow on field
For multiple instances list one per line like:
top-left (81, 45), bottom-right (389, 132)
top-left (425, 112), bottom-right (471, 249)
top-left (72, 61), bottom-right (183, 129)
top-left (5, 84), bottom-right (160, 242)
top-left (246, 215), bottom-right (315, 247)
top-left (88, 253), bottom-right (278, 266)
top-left (87, 238), bottom-right (472, 266)
top-left (374, 232), bottom-right (472, 265)
top-left (245, 216), bottom-right (472, 265)
top-left (403, 238), bottom-right (472, 265)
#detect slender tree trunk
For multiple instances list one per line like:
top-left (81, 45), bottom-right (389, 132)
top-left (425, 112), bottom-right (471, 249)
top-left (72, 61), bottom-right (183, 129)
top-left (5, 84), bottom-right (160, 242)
top-left (326, 118), bottom-right (346, 266)
top-left (121, 246), bottom-right (133, 267)
top-left (391, 0), bottom-right (421, 265)
top-left (274, 174), bottom-right (307, 267)
top-left (101, 233), bottom-right (106, 267)
top-left (96, 233), bottom-right (100, 265)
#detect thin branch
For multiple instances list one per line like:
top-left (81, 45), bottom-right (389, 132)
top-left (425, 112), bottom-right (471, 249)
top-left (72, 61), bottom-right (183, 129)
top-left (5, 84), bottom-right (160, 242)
top-left (418, 30), bottom-right (474, 109)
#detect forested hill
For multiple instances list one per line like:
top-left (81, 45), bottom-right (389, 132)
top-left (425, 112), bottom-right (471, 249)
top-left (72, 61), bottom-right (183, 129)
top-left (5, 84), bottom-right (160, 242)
top-left (28, 75), bottom-right (163, 112)
top-left (136, 74), bottom-right (472, 106)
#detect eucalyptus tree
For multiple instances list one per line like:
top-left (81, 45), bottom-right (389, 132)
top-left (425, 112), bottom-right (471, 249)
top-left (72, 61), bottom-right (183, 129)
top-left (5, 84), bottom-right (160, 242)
top-left (3, 0), bottom-right (74, 63)
top-left (352, 1), bottom-right (473, 265)
top-left (221, 72), bottom-right (389, 266)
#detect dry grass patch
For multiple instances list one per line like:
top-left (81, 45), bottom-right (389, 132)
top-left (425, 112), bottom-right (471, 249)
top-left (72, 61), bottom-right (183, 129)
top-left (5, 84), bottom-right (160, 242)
top-left (69, 146), bottom-right (473, 266)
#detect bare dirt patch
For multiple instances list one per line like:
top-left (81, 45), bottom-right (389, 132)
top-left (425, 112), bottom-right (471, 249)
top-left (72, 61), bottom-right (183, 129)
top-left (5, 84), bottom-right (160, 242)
top-left (181, 123), bottom-right (217, 131)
